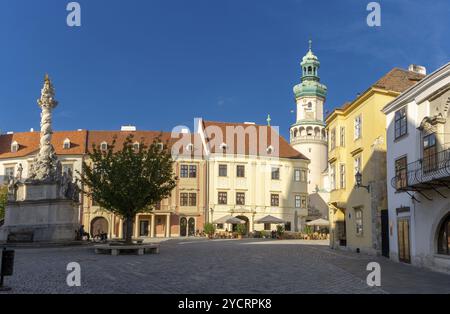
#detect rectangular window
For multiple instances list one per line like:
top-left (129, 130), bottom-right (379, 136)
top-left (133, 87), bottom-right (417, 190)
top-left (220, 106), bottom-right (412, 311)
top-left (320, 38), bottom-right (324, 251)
top-left (395, 157), bottom-right (408, 190)
top-left (4, 166), bottom-right (15, 180)
top-left (189, 193), bottom-right (197, 206)
top-left (219, 164), bottom-right (227, 177)
top-left (264, 223), bottom-right (271, 231)
top-left (295, 195), bottom-right (301, 208)
top-left (330, 128), bottom-right (336, 150)
top-left (340, 126), bottom-right (345, 147)
top-left (355, 208), bottom-right (363, 236)
top-left (180, 193), bottom-right (189, 206)
top-left (394, 107), bottom-right (407, 139)
top-left (236, 192), bottom-right (245, 205)
top-left (189, 165), bottom-right (197, 178)
top-left (423, 133), bottom-right (437, 172)
top-left (354, 115), bottom-right (362, 139)
top-left (236, 165), bottom-right (245, 178)
top-left (271, 167), bottom-right (280, 180)
top-left (218, 192), bottom-right (227, 205)
top-left (330, 163), bottom-right (336, 190)
top-left (285, 222), bottom-right (291, 232)
top-left (216, 223), bottom-right (224, 230)
top-left (339, 164), bottom-right (346, 189)
top-left (294, 169), bottom-right (301, 182)
top-left (180, 165), bottom-right (189, 178)
top-left (62, 164), bottom-right (74, 176)
top-left (271, 194), bottom-right (280, 207)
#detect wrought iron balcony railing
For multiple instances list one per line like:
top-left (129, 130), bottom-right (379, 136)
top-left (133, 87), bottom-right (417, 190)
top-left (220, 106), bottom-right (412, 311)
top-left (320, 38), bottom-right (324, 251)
top-left (391, 148), bottom-right (450, 192)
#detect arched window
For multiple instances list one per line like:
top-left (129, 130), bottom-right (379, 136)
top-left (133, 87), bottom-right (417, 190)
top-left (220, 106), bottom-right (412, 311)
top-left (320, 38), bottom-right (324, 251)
top-left (308, 66), bottom-right (312, 74)
top-left (437, 213), bottom-right (450, 255)
top-left (133, 142), bottom-right (140, 151)
top-left (11, 141), bottom-right (19, 153)
top-left (180, 217), bottom-right (187, 237)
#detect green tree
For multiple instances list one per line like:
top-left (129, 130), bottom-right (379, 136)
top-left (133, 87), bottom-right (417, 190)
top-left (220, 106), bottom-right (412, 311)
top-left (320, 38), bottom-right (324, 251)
top-left (0, 186), bottom-right (7, 220)
top-left (79, 134), bottom-right (177, 244)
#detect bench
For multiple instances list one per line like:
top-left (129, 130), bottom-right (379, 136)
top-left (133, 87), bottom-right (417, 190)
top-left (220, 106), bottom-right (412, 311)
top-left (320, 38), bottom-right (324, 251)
top-left (94, 243), bottom-right (160, 256)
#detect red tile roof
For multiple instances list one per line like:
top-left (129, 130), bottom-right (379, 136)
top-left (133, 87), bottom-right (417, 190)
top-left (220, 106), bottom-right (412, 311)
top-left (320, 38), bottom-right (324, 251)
top-left (0, 130), bottom-right (88, 159)
top-left (202, 120), bottom-right (308, 160)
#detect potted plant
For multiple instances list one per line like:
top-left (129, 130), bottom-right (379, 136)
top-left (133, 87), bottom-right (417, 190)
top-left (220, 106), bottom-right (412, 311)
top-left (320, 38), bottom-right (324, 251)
top-left (203, 223), bottom-right (215, 239)
top-left (236, 224), bottom-right (247, 239)
top-left (276, 225), bottom-right (285, 239)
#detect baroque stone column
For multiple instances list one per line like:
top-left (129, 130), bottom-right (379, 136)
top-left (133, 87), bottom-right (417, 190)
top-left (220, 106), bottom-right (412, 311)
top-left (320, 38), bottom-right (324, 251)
top-left (27, 74), bottom-right (62, 183)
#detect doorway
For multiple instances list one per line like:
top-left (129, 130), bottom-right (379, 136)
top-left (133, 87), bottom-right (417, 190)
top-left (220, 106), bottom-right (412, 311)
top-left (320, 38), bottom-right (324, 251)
top-left (381, 210), bottom-right (390, 258)
top-left (188, 218), bottom-right (195, 236)
top-left (397, 218), bottom-right (411, 263)
top-left (180, 217), bottom-right (187, 237)
top-left (91, 217), bottom-right (108, 237)
top-left (233, 215), bottom-right (249, 235)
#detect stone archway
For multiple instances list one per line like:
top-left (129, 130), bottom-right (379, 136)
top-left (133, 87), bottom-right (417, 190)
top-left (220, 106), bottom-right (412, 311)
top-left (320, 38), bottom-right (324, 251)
top-left (91, 217), bottom-right (108, 237)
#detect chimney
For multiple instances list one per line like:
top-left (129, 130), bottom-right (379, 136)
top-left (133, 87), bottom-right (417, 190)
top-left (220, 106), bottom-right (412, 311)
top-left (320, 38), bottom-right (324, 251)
top-left (408, 64), bottom-right (427, 75)
top-left (121, 125), bottom-right (137, 131)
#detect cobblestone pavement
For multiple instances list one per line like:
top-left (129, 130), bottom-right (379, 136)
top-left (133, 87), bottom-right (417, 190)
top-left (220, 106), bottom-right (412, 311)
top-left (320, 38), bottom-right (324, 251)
top-left (1, 239), bottom-right (449, 294)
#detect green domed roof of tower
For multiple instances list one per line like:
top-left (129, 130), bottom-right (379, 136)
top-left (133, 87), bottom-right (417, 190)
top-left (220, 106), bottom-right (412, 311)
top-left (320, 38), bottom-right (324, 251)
top-left (293, 40), bottom-right (327, 99)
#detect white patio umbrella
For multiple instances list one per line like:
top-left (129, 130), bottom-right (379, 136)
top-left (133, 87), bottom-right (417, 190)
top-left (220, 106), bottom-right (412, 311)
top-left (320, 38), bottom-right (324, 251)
top-left (306, 218), bottom-right (330, 227)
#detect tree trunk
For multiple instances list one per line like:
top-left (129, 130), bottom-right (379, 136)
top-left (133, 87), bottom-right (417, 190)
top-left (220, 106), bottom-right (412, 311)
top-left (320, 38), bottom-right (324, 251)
top-left (125, 216), bottom-right (134, 244)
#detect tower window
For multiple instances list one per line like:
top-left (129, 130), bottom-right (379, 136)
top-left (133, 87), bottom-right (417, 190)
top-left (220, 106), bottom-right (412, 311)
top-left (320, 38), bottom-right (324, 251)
top-left (308, 66), bottom-right (312, 74)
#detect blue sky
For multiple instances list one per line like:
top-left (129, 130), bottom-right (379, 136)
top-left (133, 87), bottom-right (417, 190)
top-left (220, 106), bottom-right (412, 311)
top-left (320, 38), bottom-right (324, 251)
top-left (0, 0), bottom-right (448, 139)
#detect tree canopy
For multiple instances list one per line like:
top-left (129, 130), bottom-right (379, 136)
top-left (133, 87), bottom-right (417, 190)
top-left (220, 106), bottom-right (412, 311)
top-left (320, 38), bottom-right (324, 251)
top-left (79, 134), bottom-right (177, 243)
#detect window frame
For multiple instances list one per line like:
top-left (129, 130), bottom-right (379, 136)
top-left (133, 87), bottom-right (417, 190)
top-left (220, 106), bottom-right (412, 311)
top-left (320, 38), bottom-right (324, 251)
top-left (271, 167), bottom-right (280, 180)
top-left (355, 208), bottom-right (363, 236)
top-left (354, 115), bottom-right (362, 140)
top-left (236, 165), bottom-right (245, 178)
top-left (236, 192), bottom-right (245, 205)
top-left (394, 107), bottom-right (408, 139)
top-left (180, 193), bottom-right (189, 206)
top-left (218, 192), bottom-right (227, 205)
top-left (270, 194), bottom-right (280, 207)
top-left (395, 156), bottom-right (408, 190)
top-left (218, 164), bottom-right (228, 177)
top-left (294, 169), bottom-right (301, 182)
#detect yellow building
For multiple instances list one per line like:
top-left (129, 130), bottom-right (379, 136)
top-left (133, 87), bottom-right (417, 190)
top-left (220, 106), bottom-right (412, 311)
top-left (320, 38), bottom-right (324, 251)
top-left (326, 68), bottom-right (424, 255)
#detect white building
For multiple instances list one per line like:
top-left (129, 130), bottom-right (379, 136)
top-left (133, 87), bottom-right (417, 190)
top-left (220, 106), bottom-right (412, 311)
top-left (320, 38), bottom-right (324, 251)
top-left (198, 119), bottom-right (310, 233)
top-left (290, 41), bottom-right (330, 221)
top-left (383, 62), bottom-right (450, 273)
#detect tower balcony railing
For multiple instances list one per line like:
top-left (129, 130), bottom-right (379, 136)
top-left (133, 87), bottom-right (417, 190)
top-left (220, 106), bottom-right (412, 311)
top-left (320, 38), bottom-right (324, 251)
top-left (291, 134), bottom-right (327, 144)
top-left (391, 148), bottom-right (450, 192)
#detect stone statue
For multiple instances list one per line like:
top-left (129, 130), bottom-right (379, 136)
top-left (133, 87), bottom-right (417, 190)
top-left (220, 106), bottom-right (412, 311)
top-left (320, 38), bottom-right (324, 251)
top-left (16, 163), bottom-right (23, 181)
top-left (26, 74), bottom-right (62, 184)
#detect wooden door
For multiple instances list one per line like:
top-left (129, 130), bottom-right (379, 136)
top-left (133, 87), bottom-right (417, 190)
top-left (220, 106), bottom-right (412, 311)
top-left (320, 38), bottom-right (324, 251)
top-left (397, 219), bottom-right (411, 263)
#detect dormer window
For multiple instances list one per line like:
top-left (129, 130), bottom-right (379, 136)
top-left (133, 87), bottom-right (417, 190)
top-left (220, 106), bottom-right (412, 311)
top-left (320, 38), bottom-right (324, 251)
top-left (186, 143), bottom-right (194, 152)
top-left (157, 143), bottom-right (164, 151)
top-left (133, 142), bottom-right (140, 151)
top-left (11, 141), bottom-right (19, 153)
top-left (100, 141), bottom-right (108, 151)
top-left (266, 145), bottom-right (274, 154)
top-left (63, 138), bottom-right (71, 150)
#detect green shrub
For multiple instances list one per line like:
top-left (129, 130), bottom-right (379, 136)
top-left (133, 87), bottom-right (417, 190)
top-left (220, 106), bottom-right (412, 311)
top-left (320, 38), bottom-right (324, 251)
top-left (276, 225), bottom-right (285, 237)
top-left (236, 224), bottom-right (247, 235)
top-left (204, 223), bottom-right (215, 236)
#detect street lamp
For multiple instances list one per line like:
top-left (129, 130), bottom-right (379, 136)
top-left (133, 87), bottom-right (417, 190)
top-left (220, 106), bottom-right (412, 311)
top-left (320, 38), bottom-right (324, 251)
top-left (355, 171), bottom-right (370, 192)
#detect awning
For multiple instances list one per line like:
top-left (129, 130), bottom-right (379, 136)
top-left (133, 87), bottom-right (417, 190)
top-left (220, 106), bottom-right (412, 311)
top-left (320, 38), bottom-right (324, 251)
top-left (255, 215), bottom-right (285, 224)
top-left (213, 215), bottom-right (245, 224)
top-left (306, 218), bottom-right (330, 227)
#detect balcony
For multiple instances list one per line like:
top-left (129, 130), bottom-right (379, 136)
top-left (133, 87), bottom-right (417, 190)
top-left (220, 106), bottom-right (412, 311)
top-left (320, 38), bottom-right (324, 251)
top-left (391, 148), bottom-right (450, 198)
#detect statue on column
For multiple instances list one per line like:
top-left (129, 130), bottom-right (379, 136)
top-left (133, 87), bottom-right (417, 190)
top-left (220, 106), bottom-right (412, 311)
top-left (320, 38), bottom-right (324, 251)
top-left (27, 74), bottom-right (62, 184)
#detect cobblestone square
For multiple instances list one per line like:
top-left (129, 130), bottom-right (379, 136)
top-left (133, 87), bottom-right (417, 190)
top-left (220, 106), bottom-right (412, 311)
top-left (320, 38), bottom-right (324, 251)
top-left (1, 239), bottom-right (449, 294)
